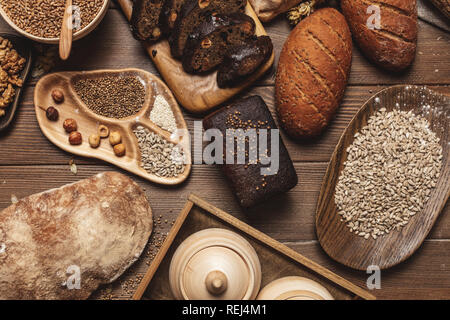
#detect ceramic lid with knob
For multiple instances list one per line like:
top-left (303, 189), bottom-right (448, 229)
top-left (256, 276), bottom-right (334, 300)
top-left (169, 228), bottom-right (262, 300)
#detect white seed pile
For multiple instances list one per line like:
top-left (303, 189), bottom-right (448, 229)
top-left (150, 95), bottom-right (177, 133)
top-left (134, 126), bottom-right (185, 178)
top-left (335, 108), bottom-right (443, 240)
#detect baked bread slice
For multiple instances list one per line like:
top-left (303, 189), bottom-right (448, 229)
top-left (182, 12), bottom-right (256, 74)
top-left (217, 35), bottom-right (273, 88)
top-left (161, 0), bottom-right (187, 35)
top-left (0, 172), bottom-right (153, 299)
top-left (131, 0), bottom-right (166, 41)
top-left (169, 0), bottom-right (247, 58)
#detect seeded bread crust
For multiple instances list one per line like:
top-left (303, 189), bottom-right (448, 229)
top-left (169, 0), bottom-right (247, 58)
top-left (131, 0), bottom-right (165, 41)
top-left (182, 13), bottom-right (256, 74)
top-left (341, 0), bottom-right (417, 71)
top-left (275, 8), bottom-right (352, 139)
top-left (217, 35), bottom-right (273, 88)
top-left (203, 96), bottom-right (298, 208)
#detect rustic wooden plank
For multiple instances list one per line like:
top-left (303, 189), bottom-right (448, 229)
top-left (0, 164), bottom-right (448, 241)
top-left (286, 239), bottom-right (450, 300)
top-left (0, 9), bottom-right (448, 86)
top-left (1, 85), bottom-right (448, 165)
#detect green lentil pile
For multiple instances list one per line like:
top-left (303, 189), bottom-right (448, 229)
top-left (73, 76), bottom-right (146, 119)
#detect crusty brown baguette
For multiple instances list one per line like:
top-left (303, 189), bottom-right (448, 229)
top-left (275, 8), bottom-right (352, 139)
top-left (341, 0), bottom-right (417, 71)
top-left (0, 172), bottom-right (153, 299)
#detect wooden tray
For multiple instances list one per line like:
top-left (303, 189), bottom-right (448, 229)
top-left (117, 0), bottom-right (275, 114)
top-left (316, 85), bottom-right (450, 270)
top-left (0, 33), bottom-right (33, 132)
top-left (133, 194), bottom-right (376, 300)
top-left (34, 68), bottom-right (191, 185)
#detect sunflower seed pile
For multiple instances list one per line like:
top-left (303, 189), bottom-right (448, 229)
top-left (134, 125), bottom-right (185, 178)
top-left (335, 108), bottom-right (443, 240)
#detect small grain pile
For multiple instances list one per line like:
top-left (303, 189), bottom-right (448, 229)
top-left (150, 95), bottom-right (177, 133)
top-left (73, 76), bottom-right (145, 119)
top-left (1, 0), bottom-right (104, 39)
top-left (134, 126), bottom-right (185, 178)
top-left (335, 108), bottom-right (443, 240)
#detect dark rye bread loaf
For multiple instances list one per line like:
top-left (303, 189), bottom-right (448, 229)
top-left (341, 0), bottom-right (417, 71)
top-left (161, 0), bottom-right (186, 35)
top-left (203, 96), bottom-right (298, 208)
top-left (131, 0), bottom-right (165, 41)
top-left (276, 8), bottom-right (352, 139)
top-left (217, 35), bottom-right (273, 88)
top-left (182, 13), bottom-right (256, 74)
top-left (169, 0), bottom-right (247, 58)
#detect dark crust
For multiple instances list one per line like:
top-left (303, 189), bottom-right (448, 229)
top-left (217, 35), bottom-right (273, 88)
top-left (169, 0), bottom-right (247, 58)
top-left (131, 0), bottom-right (165, 41)
top-left (203, 96), bottom-right (298, 208)
top-left (182, 12), bottom-right (256, 74)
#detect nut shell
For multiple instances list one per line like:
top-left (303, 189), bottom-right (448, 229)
top-left (169, 228), bottom-right (261, 300)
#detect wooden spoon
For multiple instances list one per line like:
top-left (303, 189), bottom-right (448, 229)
top-left (59, 0), bottom-right (73, 60)
top-left (316, 85), bottom-right (449, 270)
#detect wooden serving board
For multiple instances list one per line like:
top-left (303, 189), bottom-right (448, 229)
top-left (133, 194), bottom-right (376, 300)
top-left (316, 85), bottom-right (450, 270)
top-left (0, 33), bottom-right (33, 132)
top-left (117, 0), bottom-right (275, 114)
top-left (34, 68), bottom-right (191, 185)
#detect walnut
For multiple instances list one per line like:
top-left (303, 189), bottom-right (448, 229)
top-left (0, 84), bottom-right (15, 108)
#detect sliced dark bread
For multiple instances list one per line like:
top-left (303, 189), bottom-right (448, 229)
top-left (169, 0), bottom-right (247, 58)
top-left (182, 13), bottom-right (255, 74)
top-left (131, 0), bottom-right (165, 41)
top-left (161, 0), bottom-right (187, 35)
top-left (217, 35), bottom-right (273, 88)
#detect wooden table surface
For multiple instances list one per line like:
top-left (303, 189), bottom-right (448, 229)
top-left (0, 3), bottom-right (449, 300)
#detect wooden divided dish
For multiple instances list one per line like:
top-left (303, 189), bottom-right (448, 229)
top-left (316, 85), bottom-right (450, 270)
top-left (117, 0), bottom-right (275, 114)
top-left (34, 69), bottom-right (191, 185)
top-left (132, 194), bottom-right (375, 300)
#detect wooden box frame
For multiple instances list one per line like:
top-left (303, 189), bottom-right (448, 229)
top-left (133, 194), bottom-right (376, 300)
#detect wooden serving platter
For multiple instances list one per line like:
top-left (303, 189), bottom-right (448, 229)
top-left (316, 85), bottom-right (450, 270)
top-left (133, 194), bottom-right (376, 300)
top-left (0, 33), bottom-right (33, 132)
top-left (117, 0), bottom-right (275, 114)
top-left (34, 68), bottom-right (191, 185)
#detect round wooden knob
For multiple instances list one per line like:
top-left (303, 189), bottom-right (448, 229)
top-left (169, 228), bottom-right (261, 300)
top-left (205, 271), bottom-right (228, 295)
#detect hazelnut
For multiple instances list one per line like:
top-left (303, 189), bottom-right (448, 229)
top-left (109, 131), bottom-right (122, 146)
top-left (113, 143), bottom-right (126, 157)
top-left (69, 131), bottom-right (82, 145)
top-left (201, 38), bottom-right (212, 48)
top-left (89, 134), bottom-right (101, 148)
top-left (198, 0), bottom-right (210, 9)
top-left (63, 118), bottom-right (77, 133)
top-left (46, 107), bottom-right (59, 121)
top-left (0, 109), bottom-right (5, 117)
top-left (98, 125), bottom-right (109, 138)
top-left (51, 89), bottom-right (64, 104)
top-left (152, 27), bottom-right (161, 39)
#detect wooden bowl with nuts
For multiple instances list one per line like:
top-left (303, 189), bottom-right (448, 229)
top-left (0, 0), bottom-right (111, 44)
top-left (34, 68), bottom-right (191, 186)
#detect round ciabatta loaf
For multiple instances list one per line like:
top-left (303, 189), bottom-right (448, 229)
top-left (0, 172), bottom-right (153, 300)
top-left (341, 0), bottom-right (417, 71)
top-left (276, 8), bottom-right (352, 139)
